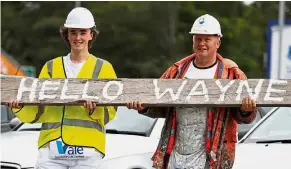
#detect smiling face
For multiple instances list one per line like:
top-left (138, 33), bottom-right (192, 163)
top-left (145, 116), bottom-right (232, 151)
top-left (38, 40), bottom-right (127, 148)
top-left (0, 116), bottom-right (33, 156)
top-left (193, 34), bottom-right (221, 58)
top-left (67, 28), bottom-right (93, 52)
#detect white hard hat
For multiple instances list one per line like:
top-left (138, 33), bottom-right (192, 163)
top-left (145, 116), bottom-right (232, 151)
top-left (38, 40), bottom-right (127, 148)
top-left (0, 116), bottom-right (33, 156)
top-left (189, 14), bottom-right (223, 37)
top-left (64, 7), bottom-right (95, 29)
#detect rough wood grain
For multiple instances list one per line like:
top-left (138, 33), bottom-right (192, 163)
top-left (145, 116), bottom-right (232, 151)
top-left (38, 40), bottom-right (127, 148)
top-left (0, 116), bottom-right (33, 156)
top-left (1, 75), bottom-right (291, 107)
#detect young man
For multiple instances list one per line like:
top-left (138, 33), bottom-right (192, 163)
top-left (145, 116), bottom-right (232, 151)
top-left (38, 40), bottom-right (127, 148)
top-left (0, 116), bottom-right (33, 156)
top-left (6, 7), bottom-right (117, 169)
top-left (127, 14), bottom-right (257, 169)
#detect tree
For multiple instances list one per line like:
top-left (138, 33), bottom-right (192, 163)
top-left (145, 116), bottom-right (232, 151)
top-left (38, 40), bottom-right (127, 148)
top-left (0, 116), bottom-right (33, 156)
top-left (2, 1), bottom-right (289, 78)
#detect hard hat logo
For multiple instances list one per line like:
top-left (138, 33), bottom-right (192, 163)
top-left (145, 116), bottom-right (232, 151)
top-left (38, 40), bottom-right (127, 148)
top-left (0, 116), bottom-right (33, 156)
top-left (199, 18), bottom-right (205, 24)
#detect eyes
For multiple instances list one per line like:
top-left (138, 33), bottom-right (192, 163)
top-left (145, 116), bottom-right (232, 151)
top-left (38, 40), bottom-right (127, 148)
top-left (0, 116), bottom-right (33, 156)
top-left (195, 38), bottom-right (211, 42)
top-left (69, 30), bottom-right (89, 36)
top-left (69, 32), bottom-right (87, 36)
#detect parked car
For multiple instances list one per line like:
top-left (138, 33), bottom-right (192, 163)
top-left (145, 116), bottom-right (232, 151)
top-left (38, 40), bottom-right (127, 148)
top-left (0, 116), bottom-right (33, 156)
top-left (0, 105), bottom-right (271, 169)
top-left (1, 107), bottom-right (165, 169)
top-left (1, 105), bottom-right (16, 133)
top-left (237, 107), bottom-right (273, 141)
top-left (233, 107), bottom-right (291, 169)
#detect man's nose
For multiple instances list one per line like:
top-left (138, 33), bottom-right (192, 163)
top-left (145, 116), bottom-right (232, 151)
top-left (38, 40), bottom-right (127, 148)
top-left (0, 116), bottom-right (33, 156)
top-left (198, 40), bottom-right (206, 46)
top-left (75, 33), bottom-right (81, 40)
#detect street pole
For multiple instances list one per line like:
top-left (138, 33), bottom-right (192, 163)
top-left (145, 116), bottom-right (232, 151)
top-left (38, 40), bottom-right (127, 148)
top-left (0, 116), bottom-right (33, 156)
top-left (278, 1), bottom-right (285, 79)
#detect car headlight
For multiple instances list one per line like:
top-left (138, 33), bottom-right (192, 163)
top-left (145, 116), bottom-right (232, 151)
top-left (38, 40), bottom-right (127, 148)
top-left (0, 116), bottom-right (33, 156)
top-left (97, 152), bottom-right (155, 169)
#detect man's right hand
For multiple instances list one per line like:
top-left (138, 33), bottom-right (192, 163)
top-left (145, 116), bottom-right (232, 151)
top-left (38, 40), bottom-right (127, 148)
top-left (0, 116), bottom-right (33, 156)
top-left (126, 101), bottom-right (145, 111)
top-left (6, 100), bottom-right (22, 109)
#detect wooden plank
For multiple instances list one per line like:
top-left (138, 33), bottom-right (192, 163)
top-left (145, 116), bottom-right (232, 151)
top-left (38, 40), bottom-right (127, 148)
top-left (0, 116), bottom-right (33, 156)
top-left (1, 75), bottom-right (291, 107)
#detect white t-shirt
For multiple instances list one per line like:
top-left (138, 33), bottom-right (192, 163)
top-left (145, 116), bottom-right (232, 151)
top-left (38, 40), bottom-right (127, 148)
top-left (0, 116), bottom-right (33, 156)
top-left (184, 60), bottom-right (218, 79)
top-left (168, 60), bottom-right (217, 169)
top-left (49, 54), bottom-right (103, 160)
top-left (63, 54), bottom-right (86, 78)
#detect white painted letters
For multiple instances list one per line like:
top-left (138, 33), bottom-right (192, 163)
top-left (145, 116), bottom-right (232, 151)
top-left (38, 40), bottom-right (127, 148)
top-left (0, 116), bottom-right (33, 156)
top-left (236, 79), bottom-right (264, 101)
top-left (154, 79), bottom-right (187, 101)
top-left (186, 80), bottom-right (209, 102)
top-left (82, 81), bottom-right (99, 100)
top-left (102, 81), bottom-right (123, 100)
top-left (264, 79), bottom-right (287, 101)
top-left (16, 78), bottom-right (38, 102)
top-left (60, 79), bottom-right (79, 100)
top-left (39, 80), bottom-right (60, 100)
top-left (10, 77), bottom-right (289, 106)
top-left (215, 80), bottom-right (235, 102)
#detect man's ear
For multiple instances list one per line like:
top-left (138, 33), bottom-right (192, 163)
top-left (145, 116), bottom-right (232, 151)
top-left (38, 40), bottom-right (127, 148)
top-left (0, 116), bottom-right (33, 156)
top-left (217, 38), bottom-right (221, 48)
top-left (87, 29), bottom-right (93, 40)
top-left (90, 32), bottom-right (93, 40)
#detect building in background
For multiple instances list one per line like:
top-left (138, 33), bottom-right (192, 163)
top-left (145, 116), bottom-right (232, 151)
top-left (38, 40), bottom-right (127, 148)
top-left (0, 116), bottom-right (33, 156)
top-left (267, 20), bottom-right (291, 79)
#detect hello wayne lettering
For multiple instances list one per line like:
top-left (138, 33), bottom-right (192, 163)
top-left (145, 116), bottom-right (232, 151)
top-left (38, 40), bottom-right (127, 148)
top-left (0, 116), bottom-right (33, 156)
top-left (16, 78), bottom-right (287, 103)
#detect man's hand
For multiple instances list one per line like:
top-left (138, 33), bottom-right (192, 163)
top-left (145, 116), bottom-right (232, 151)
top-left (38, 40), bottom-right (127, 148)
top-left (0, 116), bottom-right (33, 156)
top-left (240, 97), bottom-right (257, 112)
top-left (127, 101), bottom-right (145, 111)
top-left (6, 100), bottom-right (22, 109)
top-left (83, 100), bottom-right (97, 112)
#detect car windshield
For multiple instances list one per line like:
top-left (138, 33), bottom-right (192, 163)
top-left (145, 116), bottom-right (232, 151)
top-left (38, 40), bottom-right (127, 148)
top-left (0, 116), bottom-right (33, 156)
top-left (16, 106), bottom-right (157, 136)
top-left (243, 107), bottom-right (291, 143)
top-left (105, 107), bottom-right (156, 136)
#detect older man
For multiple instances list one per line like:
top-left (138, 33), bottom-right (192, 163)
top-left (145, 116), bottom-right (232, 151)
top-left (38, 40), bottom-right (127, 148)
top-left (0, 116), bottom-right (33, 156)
top-left (127, 14), bottom-right (257, 169)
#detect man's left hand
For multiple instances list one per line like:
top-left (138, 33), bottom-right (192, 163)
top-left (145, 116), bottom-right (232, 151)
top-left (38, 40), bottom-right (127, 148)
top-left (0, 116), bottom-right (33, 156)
top-left (240, 97), bottom-right (257, 112)
top-left (84, 100), bottom-right (97, 112)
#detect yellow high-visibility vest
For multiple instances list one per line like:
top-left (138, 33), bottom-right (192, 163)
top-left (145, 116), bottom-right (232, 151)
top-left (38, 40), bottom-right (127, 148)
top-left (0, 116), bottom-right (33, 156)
top-left (13, 55), bottom-right (117, 155)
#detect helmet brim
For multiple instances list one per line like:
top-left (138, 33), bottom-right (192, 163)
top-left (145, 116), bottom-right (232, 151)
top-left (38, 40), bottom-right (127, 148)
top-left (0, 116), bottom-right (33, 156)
top-left (189, 31), bottom-right (223, 37)
top-left (64, 24), bottom-right (95, 29)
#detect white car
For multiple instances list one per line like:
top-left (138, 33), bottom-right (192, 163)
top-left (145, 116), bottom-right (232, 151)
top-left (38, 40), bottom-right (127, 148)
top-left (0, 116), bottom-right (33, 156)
top-left (233, 107), bottom-right (291, 169)
top-left (1, 107), bottom-right (165, 169)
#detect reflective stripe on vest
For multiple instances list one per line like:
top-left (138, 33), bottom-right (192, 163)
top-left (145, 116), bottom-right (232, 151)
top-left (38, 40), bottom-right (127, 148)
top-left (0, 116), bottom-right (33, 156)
top-left (92, 58), bottom-right (111, 125)
top-left (92, 58), bottom-right (104, 79)
top-left (42, 118), bottom-right (104, 132)
top-left (42, 122), bottom-right (60, 130)
top-left (104, 107), bottom-right (109, 125)
top-left (47, 60), bottom-right (53, 78)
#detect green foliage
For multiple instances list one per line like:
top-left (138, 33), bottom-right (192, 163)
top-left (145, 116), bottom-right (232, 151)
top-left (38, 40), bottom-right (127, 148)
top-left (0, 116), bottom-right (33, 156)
top-left (1, 1), bottom-right (290, 78)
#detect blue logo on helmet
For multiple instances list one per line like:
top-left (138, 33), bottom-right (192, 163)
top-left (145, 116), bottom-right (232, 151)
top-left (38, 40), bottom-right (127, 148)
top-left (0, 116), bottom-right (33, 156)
top-left (199, 18), bottom-right (205, 24)
top-left (288, 46), bottom-right (291, 60)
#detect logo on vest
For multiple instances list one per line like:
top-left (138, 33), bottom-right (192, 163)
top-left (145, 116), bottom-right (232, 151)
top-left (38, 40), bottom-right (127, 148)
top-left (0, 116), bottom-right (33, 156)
top-left (56, 140), bottom-right (84, 158)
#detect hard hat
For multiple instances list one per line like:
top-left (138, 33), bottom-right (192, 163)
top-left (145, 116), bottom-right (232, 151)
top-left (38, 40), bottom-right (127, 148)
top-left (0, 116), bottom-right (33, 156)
top-left (64, 7), bottom-right (95, 29)
top-left (189, 14), bottom-right (223, 37)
